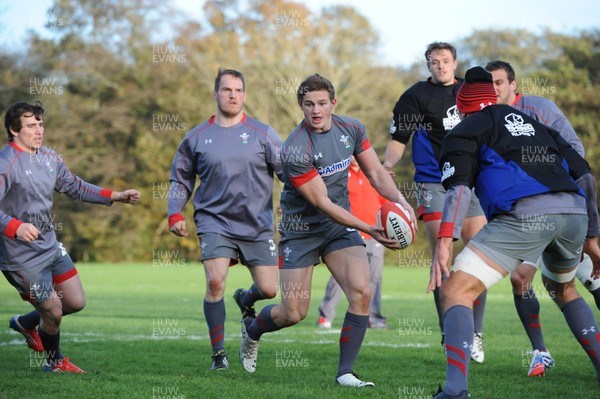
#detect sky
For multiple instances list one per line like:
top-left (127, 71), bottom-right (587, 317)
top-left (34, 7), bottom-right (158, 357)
top-left (1, 0), bottom-right (598, 67)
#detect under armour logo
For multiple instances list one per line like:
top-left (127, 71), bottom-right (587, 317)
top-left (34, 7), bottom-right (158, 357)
top-left (26, 170), bottom-right (32, 175)
top-left (582, 326), bottom-right (597, 335)
top-left (314, 153), bottom-right (323, 160)
top-left (205, 139), bottom-right (212, 144)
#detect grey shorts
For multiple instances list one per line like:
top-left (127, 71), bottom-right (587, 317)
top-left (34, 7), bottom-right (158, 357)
top-left (2, 247), bottom-right (77, 304)
top-left (416, 182), bottom-right (483, 221)
top-left (199, 233), bottom-right (277, 267)
top-left (278, 224), bottom-right (365, 269)
top-left (469, 213), bottom-right (587, 273)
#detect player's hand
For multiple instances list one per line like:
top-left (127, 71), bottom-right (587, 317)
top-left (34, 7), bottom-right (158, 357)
top-left (583, 237), bottom-right (600, 279)
top-left (16, 223), bottom-right (41, 242)
top-left (169, 220), bottom-right (189, 238)
top-left (427, 237), bottom-right (452, 293)
top-left (112, 189), bottom-right (141, 204)
top-left (368, 224), bottom-right (400, 250)
top-left (397, 195), bottom-right (418, 232)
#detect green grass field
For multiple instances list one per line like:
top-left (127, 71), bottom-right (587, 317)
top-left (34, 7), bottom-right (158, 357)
top-left (1, 262), bottom-right (599, 399)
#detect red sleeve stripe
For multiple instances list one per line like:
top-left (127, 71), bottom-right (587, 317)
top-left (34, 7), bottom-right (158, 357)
top-left (53, 267), bottom-right (78, 284)
top-left (168, 214), bottom-right (185, 229)
top-left (438, 222), bottom-right (455, 238)
top-left (100, 189), bottom-right (113, 198)
top-left (290, 169), bottom-right (318, 188)
top-left (361, 139), bottom-right (371, 152)
top-left (4, 218), bottom-right (23, 239)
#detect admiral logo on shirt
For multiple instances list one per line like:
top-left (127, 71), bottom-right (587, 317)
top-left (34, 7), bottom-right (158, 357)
top-left (505, 113), bottom-right (535, 137)
top-left (441, 162), bottom-right (455, 182)
top-left (317, 156), bottom-right (351, 177)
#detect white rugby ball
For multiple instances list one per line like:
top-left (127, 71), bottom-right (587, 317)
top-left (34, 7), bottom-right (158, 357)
top-left (376, 202), bottom-right (415, 249)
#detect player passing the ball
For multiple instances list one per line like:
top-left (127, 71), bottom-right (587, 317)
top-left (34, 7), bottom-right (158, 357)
top-left (239, 73), bottom-right (417, 387)
top-left (3, 101), bottom-right (140, 373)
top-left (428, 66), bottom-right (600, 398)
top-left (167, 69), bottom-right (283, 371)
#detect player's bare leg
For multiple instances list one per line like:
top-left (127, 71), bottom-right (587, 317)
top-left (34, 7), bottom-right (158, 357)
top-left (234, 265), bottom-right (278, 319)
top-left (55, 274), bottom-right (86, 316)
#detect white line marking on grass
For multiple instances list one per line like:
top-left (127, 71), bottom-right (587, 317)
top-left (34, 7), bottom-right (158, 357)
top-left (1, 331), bottom-right (432, 349)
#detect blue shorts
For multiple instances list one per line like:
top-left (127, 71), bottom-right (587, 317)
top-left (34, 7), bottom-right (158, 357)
top-left (278, 223), bottom-right (365, 269)
top-left (2, 247), bottom-right (77, 304)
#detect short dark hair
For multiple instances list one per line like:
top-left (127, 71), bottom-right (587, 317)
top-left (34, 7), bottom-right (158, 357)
top-left (485, 60), bottom-right (516, 83)
top-left (425, 42), bottom-right (457, 63)
top-left (4, 101), bottom-right (44, 142)
top-left (214, 68), bottom-right (245, 92)
top-left (296, 74), bottom-right (335, 106)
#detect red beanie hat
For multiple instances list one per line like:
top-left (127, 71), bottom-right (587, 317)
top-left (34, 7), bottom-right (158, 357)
top-left (456, 66), bottom-right (497, 114)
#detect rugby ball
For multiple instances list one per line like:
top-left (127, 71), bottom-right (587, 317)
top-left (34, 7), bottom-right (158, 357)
top-left (376, 202), bottom-right (415, 249)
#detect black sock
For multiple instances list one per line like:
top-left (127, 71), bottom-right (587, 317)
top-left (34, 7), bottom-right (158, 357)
top-left (18, 310), bottom-right (41, 330)
top-left (38, 327), bottom-right (62, 366)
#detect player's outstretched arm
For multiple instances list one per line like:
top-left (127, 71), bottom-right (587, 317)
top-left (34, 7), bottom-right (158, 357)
top-left (110, 189), bottom-right (141, 204)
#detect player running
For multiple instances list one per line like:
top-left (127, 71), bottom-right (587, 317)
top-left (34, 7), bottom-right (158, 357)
top-left (239, 73), bottom-right (416, 387)
top-left (2, 101), bottom-right (140, 373)
top-left (168, 69), bottom-right (282, 371)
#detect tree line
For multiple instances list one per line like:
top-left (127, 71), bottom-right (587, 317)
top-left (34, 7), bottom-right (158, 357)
top-left (0, 0), bottom-right (598, 262)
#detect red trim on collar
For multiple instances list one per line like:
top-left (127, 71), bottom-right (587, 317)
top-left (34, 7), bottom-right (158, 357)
top-left (8, 142), bottom-right (23, 152)
top-left (513, 93), bottom-right (521, 105)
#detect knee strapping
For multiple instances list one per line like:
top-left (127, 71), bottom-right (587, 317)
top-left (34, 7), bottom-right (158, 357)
top-left (451, 247), bottom-right (504, 289)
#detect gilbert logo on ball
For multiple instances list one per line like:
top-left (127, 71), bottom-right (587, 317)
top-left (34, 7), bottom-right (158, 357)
top-left (376, 202), bottom-right (415, 249)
